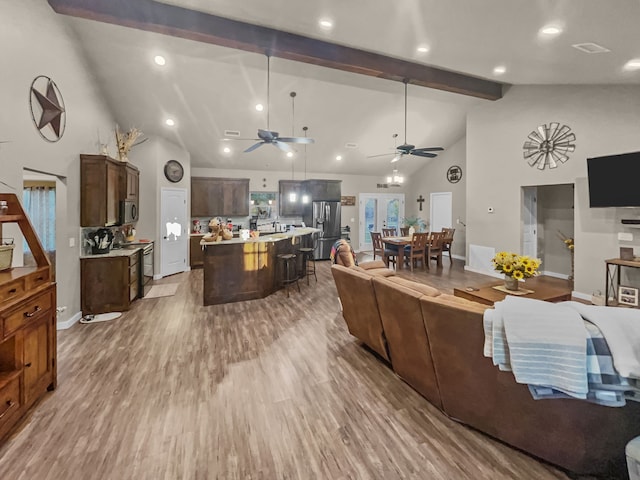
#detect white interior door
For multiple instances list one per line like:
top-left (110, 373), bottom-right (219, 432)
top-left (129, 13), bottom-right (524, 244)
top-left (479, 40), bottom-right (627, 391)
top-left (160, 188), bottom-right (188, 277)
top-left (430, 192), bottom-right (452, 233)
top-left (522, 186), bottom-right (538, 258)
top-left (359, 193), bottom-right (404, 251)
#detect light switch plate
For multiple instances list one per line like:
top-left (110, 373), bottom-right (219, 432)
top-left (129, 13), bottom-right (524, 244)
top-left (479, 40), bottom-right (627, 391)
top-left (69, 237), bottom-right (75, 247)
top-left (618, 232), bottom-right (633, 242)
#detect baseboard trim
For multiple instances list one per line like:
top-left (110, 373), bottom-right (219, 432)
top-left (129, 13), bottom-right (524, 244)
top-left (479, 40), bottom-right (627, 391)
top-left (57, 310), bottom-right (82, 330)
top-left (452, 254), bottom-right (466, 261)
top-left (541, 270), bottom-right (570, 280)
top-left (153, 274), bottom-right (163, 280)
top-left (572, 291), bottom-right (591, 301)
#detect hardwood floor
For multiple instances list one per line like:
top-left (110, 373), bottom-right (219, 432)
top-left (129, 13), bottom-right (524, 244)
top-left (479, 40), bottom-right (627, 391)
top-left (0, 258), bottom-right (572, 479)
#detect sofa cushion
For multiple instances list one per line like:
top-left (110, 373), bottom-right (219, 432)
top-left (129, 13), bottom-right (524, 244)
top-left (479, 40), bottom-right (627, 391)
top-left (386, 276), bottom-right (441, 297)
top-left (426, 293), bottom-right (487, 313)
top-left (359, 260), bottom-right (388, 270)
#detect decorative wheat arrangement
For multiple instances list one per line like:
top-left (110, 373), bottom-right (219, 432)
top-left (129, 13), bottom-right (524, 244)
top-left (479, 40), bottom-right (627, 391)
top-left (115, 125), bottom-right (146, 161)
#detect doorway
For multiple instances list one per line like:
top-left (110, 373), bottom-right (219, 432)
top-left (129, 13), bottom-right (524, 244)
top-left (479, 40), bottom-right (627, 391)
top-left (521, 184), bottom-right (574, 278)
top-left (359, 193), bottom-right (404, 251)
top-left (430, 192), bottom-right (452, 233)
top-left (23, 171), bottom-right (58, 279)
top-left (160, 187), bottom-right (188, 277)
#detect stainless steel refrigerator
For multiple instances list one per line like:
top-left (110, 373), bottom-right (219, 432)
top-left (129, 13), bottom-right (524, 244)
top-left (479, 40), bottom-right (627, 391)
top-left (310, 201), bottom-right (341, 260)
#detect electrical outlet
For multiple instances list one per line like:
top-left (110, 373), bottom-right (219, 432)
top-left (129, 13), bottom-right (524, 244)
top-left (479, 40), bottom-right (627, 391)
top-left (456, 218), bottom-right (460, 224)
top-left (488, 207), bottom-right (494, 213)
top-left (69, 237), bottom-right (75, 247)
top-left (618, 232), bottom-right (633, 242)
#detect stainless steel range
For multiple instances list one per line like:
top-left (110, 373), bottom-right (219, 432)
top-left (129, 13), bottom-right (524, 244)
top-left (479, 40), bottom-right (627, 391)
top-left (141, 242), bottom-right (154, 296)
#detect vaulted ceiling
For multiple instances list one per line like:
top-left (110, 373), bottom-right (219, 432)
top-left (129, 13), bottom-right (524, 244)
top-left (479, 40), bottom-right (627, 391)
top-left (50, 0), bottom-right (640, 176)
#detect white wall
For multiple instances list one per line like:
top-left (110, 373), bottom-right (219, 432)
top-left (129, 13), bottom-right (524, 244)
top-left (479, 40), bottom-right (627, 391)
top-left (406, 136), bottom-right (467, 258)
top-left (191, 167), bottom-right (405, 251)
top-left (0, 1), bottom-right (116, 325)
top-left (467, 85), bottom-right (640, 296)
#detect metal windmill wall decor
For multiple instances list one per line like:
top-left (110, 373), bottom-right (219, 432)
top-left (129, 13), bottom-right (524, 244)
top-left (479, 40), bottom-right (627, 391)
top-left (522, 122), bottom-right (575, 170)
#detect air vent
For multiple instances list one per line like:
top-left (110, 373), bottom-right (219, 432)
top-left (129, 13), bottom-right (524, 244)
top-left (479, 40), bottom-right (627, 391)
top-left (376, 183), bottom-right (389, 189)
top-left (345, 143), bottom-right (358, 149)
top-left (224, 130), bottom-right (241, 137)
top-left (572, 43), bottom-right (610, 54)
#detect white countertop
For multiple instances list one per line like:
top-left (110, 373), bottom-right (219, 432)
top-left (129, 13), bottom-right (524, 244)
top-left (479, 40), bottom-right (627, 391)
top-left (200, 227), bottom-right (320, 246)
top-left (80, 247), bottom-right (142, 259)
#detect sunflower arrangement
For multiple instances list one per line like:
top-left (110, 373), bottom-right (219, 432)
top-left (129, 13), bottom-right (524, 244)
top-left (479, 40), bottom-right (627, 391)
top-left (491, 252), bottom-right (541, 280)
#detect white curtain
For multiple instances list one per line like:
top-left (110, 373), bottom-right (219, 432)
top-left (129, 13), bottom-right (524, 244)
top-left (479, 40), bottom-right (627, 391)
top-left (23, 186), bottom-right (56, 253)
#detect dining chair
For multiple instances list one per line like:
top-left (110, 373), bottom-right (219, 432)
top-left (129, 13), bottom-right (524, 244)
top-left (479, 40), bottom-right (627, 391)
top-left (382, 227), bottom-right (396, 237)
top-left (441, 228), bottom-right (455, 265)
top-left (370, 231), bottom-right (384, 261)
top-left (400, 226), bottom-right (410, 236)
top-left (426, 231), bottom-right (445, 268)
top-left (404, 232), bottom-right (429, 271)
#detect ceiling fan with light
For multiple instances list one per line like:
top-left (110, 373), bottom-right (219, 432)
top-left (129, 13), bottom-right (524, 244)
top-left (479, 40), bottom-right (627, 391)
top-left (368, 80), bottom-right (444, 163)
top-left (228, 56), bottom-right (315, 153)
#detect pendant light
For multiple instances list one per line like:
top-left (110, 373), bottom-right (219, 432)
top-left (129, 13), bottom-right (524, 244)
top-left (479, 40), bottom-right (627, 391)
top-left (301, 126), bottom-right (310, 204)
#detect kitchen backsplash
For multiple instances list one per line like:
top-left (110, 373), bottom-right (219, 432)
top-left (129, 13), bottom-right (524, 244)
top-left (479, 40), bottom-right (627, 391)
top-left (80, 224), bottom-right (136, 255)
top-left (191, 215), bottom-right (303, 234)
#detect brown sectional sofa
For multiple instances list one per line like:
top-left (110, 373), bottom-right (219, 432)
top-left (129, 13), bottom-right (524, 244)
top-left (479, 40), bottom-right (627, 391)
top-left (331, 263), bottom-right (640, 477)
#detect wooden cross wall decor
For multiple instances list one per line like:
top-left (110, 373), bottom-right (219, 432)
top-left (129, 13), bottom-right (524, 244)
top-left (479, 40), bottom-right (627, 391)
top-left (417, 195), bottom-right (425, 211)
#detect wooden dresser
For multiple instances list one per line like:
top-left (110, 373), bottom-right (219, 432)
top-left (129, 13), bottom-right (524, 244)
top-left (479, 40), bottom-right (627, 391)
top-left (0, 194), bottom-right (56, 443)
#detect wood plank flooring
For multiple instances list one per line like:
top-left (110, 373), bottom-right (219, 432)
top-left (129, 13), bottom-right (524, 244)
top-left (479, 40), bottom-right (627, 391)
top-left (0, 258), bottom-right (572, 479)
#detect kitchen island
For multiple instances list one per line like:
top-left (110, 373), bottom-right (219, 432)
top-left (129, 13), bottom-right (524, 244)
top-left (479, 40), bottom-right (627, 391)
top-left (201, 228), bottom-right (319, 305)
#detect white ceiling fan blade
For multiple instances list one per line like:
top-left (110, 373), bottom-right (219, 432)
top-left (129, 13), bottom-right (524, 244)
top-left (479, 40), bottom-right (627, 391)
top-left (274, 141), bottom-right (292, 152)
top-left (367, 152), bottom-right (396, 159)
top-left (244, 142), bottom-right (265, 153)
top-left (277, 136), bottom-right (315, 144)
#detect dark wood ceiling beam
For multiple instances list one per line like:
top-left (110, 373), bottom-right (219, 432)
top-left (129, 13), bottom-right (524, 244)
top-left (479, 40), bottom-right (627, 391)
top-left (48, 0), bottom-right (504, 100)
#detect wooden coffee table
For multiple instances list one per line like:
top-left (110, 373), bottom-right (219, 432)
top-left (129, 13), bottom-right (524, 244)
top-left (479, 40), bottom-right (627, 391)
top-left (453, 275), bottom-right (572, 306)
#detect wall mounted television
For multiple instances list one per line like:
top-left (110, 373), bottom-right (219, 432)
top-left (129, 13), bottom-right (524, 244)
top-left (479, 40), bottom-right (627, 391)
top-left (587, 151), bottom-right (640, 207)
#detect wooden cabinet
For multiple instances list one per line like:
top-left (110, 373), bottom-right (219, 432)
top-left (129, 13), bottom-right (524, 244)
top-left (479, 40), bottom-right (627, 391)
top-left (189, 235), bottom-right (204, 268)
top-left (0, 194), bottom-right (56, 445)
top-left (305, 179), bottom-right (342, 201)
top-left (81, 251), bottom-right (140, 315)
top-left (191, 177), bottom-right (249, 217)
top-left (81, 154), bottom-right (140, 227)
top-left (279, 180), bottom-right (305, 216)
top-left (123, 164), bottom-right (139, 202)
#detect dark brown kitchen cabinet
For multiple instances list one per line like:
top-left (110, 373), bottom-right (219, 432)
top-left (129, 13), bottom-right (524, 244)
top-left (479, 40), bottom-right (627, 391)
top-left (191, 177), bottom-right (249, 217)
top-left (190, 235), bottom-right (204, 268)
top-left (305, 179), bottom-right (342, 201)
top-left (123, 164), bottom-right (139, 202)
top-left (0, 194), bottom-right (56, 446)
top-left (81, 154), bottom-right (139, 227)
top-left (278, 180), bottom-right (305, 216)
top-left (81, 251), bottom-right (139, 315)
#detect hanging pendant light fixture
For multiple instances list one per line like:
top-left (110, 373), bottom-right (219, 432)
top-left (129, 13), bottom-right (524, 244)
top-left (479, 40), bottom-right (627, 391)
top-left (302, 126), bottom-right (310, 204)
top-left (386, 168), bottom-right (404, 187)
top-left (289, 91), bottom-right (298, 202)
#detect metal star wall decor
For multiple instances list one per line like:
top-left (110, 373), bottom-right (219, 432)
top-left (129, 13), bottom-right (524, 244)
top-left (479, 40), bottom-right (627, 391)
top-left (522, 122), bottom-right (575, 170)
top-left (29, 75), bottom-right (66, 142)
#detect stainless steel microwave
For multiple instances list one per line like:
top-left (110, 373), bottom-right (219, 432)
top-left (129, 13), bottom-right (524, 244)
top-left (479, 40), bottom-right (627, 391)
top-left (120, 200), bottom-right (138, 225)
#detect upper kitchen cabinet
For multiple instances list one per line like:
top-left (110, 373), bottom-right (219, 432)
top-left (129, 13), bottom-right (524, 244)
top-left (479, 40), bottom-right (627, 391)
top-left (80, 155), bottom-right (140, 227)
top-left (122, 164), bottom-right (139, 203)
top-left (191, 177), bottom-right (249, 217)
top-left (305, 179), bottom-right (342, 201)
top-left (279, 180), bottom-right (305, 216)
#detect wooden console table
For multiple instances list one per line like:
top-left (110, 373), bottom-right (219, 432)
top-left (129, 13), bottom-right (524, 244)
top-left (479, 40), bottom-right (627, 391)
top-left (453, 275), bottom-right (572, 306)
top-left (605, 258), bottom-right (640, 306)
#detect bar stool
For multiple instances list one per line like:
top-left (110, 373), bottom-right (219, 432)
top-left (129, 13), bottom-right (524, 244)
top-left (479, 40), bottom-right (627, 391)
top-left (278, 253), bottom-right (300, 297)
top-left (299, 247), bottom-right (317, 285)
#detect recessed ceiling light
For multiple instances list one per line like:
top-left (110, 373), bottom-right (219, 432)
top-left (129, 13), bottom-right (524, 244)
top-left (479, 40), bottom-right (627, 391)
top-left (493, 65), bottom-right (507, 75)
top-left (286, 152), bottom-right (294, 158)
top-left (623, 58), bottom-right (640, 71)
top-left (255, 104), bottom-right (264, 112)
top-left (319, 19), bottom-right (333, 29)
top-left (154, 55), bottom-right (166, 66)
top-left (416, 46), bottom-right (430, 53)
top-left (336, 155), bottom-right (342, 161)
top-left (165, 118), bottom-right (175, 126)
top-left (223, 147), bottom-right (231, 153)
top-left (540, 25), bottom-right (562, 36)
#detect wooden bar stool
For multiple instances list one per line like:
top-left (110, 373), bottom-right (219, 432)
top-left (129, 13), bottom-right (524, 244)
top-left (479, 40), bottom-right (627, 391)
top-left (278, 253), bottom-right (300, 297)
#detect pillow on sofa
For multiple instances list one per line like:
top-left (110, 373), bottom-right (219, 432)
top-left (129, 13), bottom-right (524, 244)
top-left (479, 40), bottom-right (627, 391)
top-left (359, 260), bottom-right (387, 270)
top-left (352, 265), bottom-right (396, 277)
top-left (386, 276), bottom-right (441, 297)
top-left (330, 239), bottom-right (357, 267)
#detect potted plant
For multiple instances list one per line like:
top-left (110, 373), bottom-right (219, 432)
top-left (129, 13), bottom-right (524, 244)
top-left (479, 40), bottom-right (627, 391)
top-left (402, 216), bottom-right (427, 233)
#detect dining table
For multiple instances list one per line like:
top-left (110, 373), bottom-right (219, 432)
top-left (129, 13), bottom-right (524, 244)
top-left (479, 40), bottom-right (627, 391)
top-left (381, 235), bottom-right (411, 270)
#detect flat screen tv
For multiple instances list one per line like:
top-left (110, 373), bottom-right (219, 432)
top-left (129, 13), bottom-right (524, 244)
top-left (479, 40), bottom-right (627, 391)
top-left (587, 151), bottom-right (640, 207)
